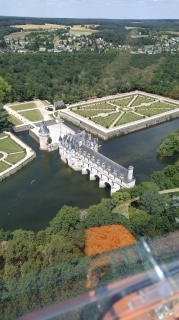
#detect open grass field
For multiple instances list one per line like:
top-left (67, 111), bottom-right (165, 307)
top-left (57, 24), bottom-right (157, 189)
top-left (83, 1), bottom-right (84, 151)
top-left (131, 35), bottom-right (149, 38)
top-left (19, 110), bottom-right (43, 121)
top-left (6, 152), bottom-right (26, 164)
top-left (12, 24), bottom-right (66, 30)
top-left (0, 161), bottom-right (10, 173)
top-left (125, 26), bottom-right (138, 30)
top-left (10, 102), bottom-right (37, 111)
top-left (8, 115), bottom-right (23, 126)
top-left (166, 31), bottom-right (179, 35)
top-left (112, 97), bottom-right (133, 107)
top-left (0, 137), bottom-right (24, 153)
top-left (132, 95), bottom-right (155, 107)
top-left (70, 29), bottom-right (97, 35)
top-left (5, 31), bottom-right (30, 39)
top-left (0, 153), bottom-right (3, 159)
top-left (115, 112), bottom-right (143, 126)
top-left (12, 24), bottom-right (98, 35)
top-left (0, 133), bottom-right (8, 138)
top-left (92, 113), bottom-right (119, 128)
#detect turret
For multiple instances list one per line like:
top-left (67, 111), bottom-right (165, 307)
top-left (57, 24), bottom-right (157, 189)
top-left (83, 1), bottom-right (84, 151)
top-left (127, 166), bottom-right (134, 181)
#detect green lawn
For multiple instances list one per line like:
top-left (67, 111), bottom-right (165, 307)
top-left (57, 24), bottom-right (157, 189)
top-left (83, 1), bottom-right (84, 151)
top-left (111, 97), bottom-right (133, 107)
top-left (131, 95), bottom-right (155, 107)
top-left (8, 115), bottom-right (23, 126)
top-left (148, 102), bottom-right (178, 109)
top-left (0, 152), bottom-right (4, 159)
top-left (136, 108), bottom-right (174, 117)
top-left (10, 102), bottom-right (37, 111)
top-left (115, 112), bottom-right (143, 126)
top-left (19, 110), bottom-right (43, 121)
top-left (6, 152), bottom-right (26, 164)
top-left (0, 133), bottom-right (8, 138)
top-left (0, 161), bottom-right (11, 173)
top-left (42, 100), bottom-right (49, 106)
top-left (92, 113), bottom-right (119, 128)
top-left (74, 109), bottom-right (111, 117)
top-left (84, 103), bottom-right (116, 110)
top-left (0, 137), bottom-right (24, 153)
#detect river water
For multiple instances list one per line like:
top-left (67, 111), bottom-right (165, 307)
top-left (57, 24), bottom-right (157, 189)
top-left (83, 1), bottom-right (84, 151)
top-left (1, 119), bottom-right (179, 232)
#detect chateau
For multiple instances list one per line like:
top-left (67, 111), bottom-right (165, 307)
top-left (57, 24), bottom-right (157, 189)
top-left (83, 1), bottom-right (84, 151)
top-left (59, 130), bottom-right (135, 195)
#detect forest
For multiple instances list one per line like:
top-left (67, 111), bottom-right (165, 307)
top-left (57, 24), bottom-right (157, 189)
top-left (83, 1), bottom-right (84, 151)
top-left (0, 52), bottom-right (179, 104)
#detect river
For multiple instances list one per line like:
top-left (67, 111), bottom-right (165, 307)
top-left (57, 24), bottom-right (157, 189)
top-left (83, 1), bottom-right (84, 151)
top-left (1, 119), bottom-right (179, 232)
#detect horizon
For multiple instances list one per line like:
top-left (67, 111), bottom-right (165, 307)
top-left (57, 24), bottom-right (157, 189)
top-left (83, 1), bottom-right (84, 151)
top-left (1, 0), bottom-right (179, 20)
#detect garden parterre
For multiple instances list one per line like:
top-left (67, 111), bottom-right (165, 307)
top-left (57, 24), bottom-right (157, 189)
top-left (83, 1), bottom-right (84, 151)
top-left (70, 94), bottom-right (179, 129)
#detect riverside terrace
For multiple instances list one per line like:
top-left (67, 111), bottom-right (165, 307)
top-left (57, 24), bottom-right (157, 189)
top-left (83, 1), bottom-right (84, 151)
top-left (59, 91), bottom-right (179, 140)
top-left (59, 130), bottom-right (135, 195)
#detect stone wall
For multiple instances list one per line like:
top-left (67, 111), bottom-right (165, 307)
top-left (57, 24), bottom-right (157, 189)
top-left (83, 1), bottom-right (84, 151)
top-left (0, 153), bottom-right (36, 182)
top-left (13, 124), bottom-right (31, 132)
top-left (29, 130), bottom-right (40, 143)
top-left (60, 109), bottom-right (179, 140)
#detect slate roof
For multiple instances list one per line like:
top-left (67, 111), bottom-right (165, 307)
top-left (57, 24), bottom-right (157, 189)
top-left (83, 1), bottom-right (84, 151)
top-left (80, 144), bottom-right (132, 182)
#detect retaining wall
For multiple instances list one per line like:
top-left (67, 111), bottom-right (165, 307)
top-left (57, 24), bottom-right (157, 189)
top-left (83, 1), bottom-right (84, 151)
top-left (29, 130), bottom-right (40, 143)
top-left (60, 109), bottom-right (179, 140)
top-left (0, 153), bottom-right (36, 182)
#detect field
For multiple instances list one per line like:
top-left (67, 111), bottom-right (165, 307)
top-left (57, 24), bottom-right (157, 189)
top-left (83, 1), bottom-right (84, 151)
top-left (131, 35), bottom-right (149, 38)
top-left (19, 110), bottom-right (43, 121)
top-left (0, 137), bottom-right (24, 153)
top-left (12, 24), bottom-right (67, 30)
top-left (0, 153), bottom-right (3, 159)
top-left (6, 153), bottom-right (26, 164)
top-left (125, 26), bottom-right (138, 30)
top-left (5, 31), bottom-right (30, 39)
top-left (10, 102), bottom-right (37, 111)
top-left (12, 24), bottom-right (98, 35)
top-left (8, 115), bottom-right (23, 126)
top-left (115, 112), bottom-right (143, 126)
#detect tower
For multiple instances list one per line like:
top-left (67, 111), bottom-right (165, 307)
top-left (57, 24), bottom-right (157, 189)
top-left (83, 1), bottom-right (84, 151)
top-left (39, 121), bottom-right (50, 150)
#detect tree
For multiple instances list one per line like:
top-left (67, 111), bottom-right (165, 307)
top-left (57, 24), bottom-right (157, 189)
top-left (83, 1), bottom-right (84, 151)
top-left (140, 183), bottom-right (170, 215)
top-left (112, 191), bottom-right (131, 206)
top-left (0, 76), bottom-right (11, 102)
top-left (47, 136), bottom-right (52, 144)
top-left (50, 205), bottom-right (81, 233)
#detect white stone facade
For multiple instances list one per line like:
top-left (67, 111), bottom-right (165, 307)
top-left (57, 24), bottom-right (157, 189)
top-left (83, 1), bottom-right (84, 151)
top-left (59, 130), bottom-right (135, 195)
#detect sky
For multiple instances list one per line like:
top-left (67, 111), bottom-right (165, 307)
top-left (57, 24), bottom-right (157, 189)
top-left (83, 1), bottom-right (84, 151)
top-left (1, 0), bottom-right (179, 19)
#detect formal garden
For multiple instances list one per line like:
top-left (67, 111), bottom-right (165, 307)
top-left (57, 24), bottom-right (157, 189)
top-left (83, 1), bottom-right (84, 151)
top-left (0, 134), bottom-right (26, 172)
top-left (7, 101), bottom-right (46, 123)
top-left (70, 94), bottom-right (179, 129)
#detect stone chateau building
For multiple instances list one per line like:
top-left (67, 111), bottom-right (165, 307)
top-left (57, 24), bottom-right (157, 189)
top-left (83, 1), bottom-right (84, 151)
top-left (59, 130), bottom-right (135, 194)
